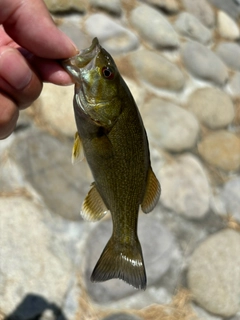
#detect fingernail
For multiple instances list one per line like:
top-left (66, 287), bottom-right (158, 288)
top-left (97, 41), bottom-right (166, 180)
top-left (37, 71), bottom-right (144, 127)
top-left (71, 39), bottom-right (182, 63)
top-left (0, 49), bottom-right (33, 90)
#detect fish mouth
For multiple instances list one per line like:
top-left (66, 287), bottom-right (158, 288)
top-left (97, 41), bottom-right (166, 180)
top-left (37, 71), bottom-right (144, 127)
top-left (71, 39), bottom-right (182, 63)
top-left (62, 37), bottom-right (100, 82)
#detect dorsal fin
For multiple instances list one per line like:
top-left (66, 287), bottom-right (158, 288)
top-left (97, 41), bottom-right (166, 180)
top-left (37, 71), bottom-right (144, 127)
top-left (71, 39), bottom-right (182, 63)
top-left (72, 132), bottom-right (84, 164)
top-left (141, 167), bottom-right (161, 213)
top-left (81, 183), bottom-right (109, 221)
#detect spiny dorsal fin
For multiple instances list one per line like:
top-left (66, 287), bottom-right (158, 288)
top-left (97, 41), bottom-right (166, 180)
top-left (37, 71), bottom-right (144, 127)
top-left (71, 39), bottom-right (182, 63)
top-left (81, 183), bottom-right (109, 221)
top-left (72, 132), bottom-right (84, 164)
top-left (141, 167), bottom-right (161, 213)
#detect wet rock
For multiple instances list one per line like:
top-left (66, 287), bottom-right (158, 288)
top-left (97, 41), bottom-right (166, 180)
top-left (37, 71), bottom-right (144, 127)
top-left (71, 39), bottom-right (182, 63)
top-left (89, 0), bottom-right (122, 16)
top-left (181, 41), bottom-right (228, 86)
top-left (128, 50), bottom-right (185, 91)
top-left (84, 215), bottom-right (177, 302)
top-left (142, 98), bottom-right (199, 152)
top-left (221, 177), bottom-right (240, 222)
top-left (159, 154), bottom-right (210, 219)
top-left (9, 128), bottom-right (92, 221)
top-left (215, 42), bottom-right (240, 71)
top-left (188, 229), bottom-right (240, 317)
top-left (129, 5), bottom-right (179, 49)
top-left (0, 197), bottom-right (72, 317)
top-left (174, 12), bottom-right (212, 44)
top-left (143, 0), bottom-right (180, 13)
top-left (84, 13), bottom-right (139, 55)
top-left (208, 0), bottom-right (240, 20)
top-left (182, 0), bottom-right (215, 28)
top-left (198, 131), bottom-right (240, 172)
top-left (217, 11), bottom-right (240, 40)
top-left (35, 83), bottom-right (76, 137)
top-left (44, 0), bottom-right (87, 12)
top-left (187, 87), bottom-right (235, 129)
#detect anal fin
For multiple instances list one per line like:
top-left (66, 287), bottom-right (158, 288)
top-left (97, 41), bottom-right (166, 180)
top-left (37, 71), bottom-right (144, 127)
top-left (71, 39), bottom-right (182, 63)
top-left (141, 167), bottom-right (161, 213)
top-left (81, 183), bottom-right (109, 221)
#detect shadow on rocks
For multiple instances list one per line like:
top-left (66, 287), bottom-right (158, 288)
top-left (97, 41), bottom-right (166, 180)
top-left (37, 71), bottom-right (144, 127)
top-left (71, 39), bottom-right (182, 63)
top-left (5, 293), bottom-right (67, 320)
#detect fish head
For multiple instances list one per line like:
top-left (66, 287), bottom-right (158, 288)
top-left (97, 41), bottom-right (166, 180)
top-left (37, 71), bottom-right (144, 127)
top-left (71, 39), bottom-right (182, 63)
top-left (62, 38), bottom-right (122, 128)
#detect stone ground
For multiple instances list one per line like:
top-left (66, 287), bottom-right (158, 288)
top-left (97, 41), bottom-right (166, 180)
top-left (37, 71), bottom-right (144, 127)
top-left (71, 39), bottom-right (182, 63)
top-left (0, 0), bottom-right (240, 319)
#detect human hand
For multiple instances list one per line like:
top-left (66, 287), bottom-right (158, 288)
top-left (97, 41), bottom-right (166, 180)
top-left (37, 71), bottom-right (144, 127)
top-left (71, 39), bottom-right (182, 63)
top-left (0, 0), bottom-right (77, 139)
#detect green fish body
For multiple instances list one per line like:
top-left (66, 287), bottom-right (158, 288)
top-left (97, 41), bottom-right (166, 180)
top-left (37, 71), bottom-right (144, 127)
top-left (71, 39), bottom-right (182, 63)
top-left (62, 38), bottom-right (160, 290)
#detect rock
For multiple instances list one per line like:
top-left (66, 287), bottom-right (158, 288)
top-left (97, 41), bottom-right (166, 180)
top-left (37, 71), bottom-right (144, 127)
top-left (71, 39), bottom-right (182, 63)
top-left (215, 42), bottom-right (240, 71)
top-left (128, 50), bottom-right (185, 91)
top-left (229, 72), bottom-right (240, 98)
top-left (217, 11), bottom-right (240, 40)
top-left (191, 304), bottom-right (223, 320)
top-left (0, 197), bottom-right (72, 317)
top-left (34, 83), bottom-right (76, 137)
top-left (142, 0), bottom-right (180, 13)
top-left (174, 12), bottom-right (212, 44)
top-left (182, 0), bottom-right (215, 28)
top-left (9, 128), bottom-right (92, 221)
top-left (198, 131), bottom-right (240, 171)
top-left (43, 0), bottom-right (87, 12)
top-left (141, 98), bottom-right (199, 152)
top-left (129, 5), bottom-right (179, 49)
top-left (186, 87), bottom-right (235, 129)
top-left (101, 313), bottom-right (143, 320)
top-left (84, 13), bottom-right (139, 55)
top-left (188, 229), bottom-right (240, 317)
top-left (181, 41), bottom-right (228, 86)
top-left (89, 0), bottom-right (122, 16)
top-left (159, 154), bottom-right (210, 219)
top-left (123, 77), bottom-right (146, 109)
top-left (221, 177), bottom-right (240, 222)
top-left (84, 215), bottom-right (177, 302)
top-left (208, 0), bottom-right (240, 20)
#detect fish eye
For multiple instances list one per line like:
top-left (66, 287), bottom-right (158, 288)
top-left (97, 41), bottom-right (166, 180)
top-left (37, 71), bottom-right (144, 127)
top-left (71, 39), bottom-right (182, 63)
top-left (102, 67), bottom-right (115, 80)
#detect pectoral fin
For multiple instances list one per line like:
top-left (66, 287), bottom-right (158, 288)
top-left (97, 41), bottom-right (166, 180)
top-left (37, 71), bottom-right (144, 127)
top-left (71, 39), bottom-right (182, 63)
top-left (141, 167), bottom-right (161, 213)
top-left (81, 183), bottom-right (109, 221)
top-left (72, 132), bottom-right (84, 164)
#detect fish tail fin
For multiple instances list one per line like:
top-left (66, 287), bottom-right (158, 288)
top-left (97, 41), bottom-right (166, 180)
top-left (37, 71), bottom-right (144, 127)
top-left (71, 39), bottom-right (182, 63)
top-left (91, 236), bottom-right (146, 290)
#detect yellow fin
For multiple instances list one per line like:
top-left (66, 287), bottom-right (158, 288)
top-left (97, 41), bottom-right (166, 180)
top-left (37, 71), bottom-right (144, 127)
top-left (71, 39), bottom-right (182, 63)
top-left (141, 167), bottom-right (161, 213)
top-left (72, 132), bottom-right (84, 164)
top-left (81, 183), bottom-right (109, 221)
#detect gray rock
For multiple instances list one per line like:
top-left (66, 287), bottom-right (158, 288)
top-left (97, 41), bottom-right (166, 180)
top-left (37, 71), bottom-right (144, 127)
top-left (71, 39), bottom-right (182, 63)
top-left (221, 177), bottom-right (240, 222)
top-left (142, 98), bottom-right (199, 152)
top-left (208, 0), bottom-right (240, 20)
top-left (215, 42), bottom-right (240, 71)
top-left (9, 128), bottom-right (92, 221)
top-left (129, 5), bottom-right (179, 49)
top-left (84, 215), bottom-right (177, 302)
top-left (181, 41), bottom-right (228, 86)
top-left (84, 13), bottom-right (139, 55)
top-left (198, 131), bottom-right (240, 172)
top-left (217, 11), bottom-right (240, 40)
top-left (43, 0), bottom-right (87, 12)
top-left (128, 50), bottom-right (185, 91)
top-left (0, 197), bottom-right (72, 317)
top-left (191, 303), bottom-right (223, 320)
top-left (159, 153), bottom-right (210, 219)
top-left (229, 72), bottom-right (240, 98)
top-left (188, 229), bottom-right (240, 317)
top-left (182, 0), bottom-right (215, 28)
top-left (141, 0), bottom-right (180, 13)
top-left (187, 87), bottom-right (235, 129)
top-left (174, 12), bottom-right (212, 44)
top-left (89, 0), bottom-right (122, 16)
top-left (101, 313), bottom-right (143, 320)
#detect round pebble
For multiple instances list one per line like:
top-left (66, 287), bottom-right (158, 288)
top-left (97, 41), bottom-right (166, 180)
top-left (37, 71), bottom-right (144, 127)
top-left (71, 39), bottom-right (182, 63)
top-left (44, 0), bottom-right (87, 12)
top-left (187, 87), bottom-right (235, 129)
top-left (215, 42), bottom-right (240, 71)
top-left (221, 177), bottom-right (240, 222)
top-left (208, 0), bottom-right (240, 20)
top-left (142, 98), bottom-right (199, 152)
top-left (174, 12), bottom-right (212, 44)
top-left (229, 72), bottom-right (240, 98)
top-left (188, 229), bottom-right (240, 317)
top-left (159, 154), bottom-right (210, 219)
top-left (129, 5), bottom-right (179, 49)
top-left (198, 131), bottom-right (240, 171)
top-left (144, 0), bottom-right (180, 13)
top-left (182, 0), bottom-right (215, 28)
top-left (181, 41), bottom-right (228, 86)
top-left (128, 50), bottom-right (185, 91)
top-left (89, 0), bottom-right (122, 16)
top-left (217, 10), bottom-right (240, 40)
top-left (101, 313), bottom-right (143, 320)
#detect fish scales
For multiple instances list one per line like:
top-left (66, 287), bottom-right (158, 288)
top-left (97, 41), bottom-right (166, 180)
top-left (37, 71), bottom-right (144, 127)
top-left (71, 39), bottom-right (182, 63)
top-left (62, 38), bottom-right (161, 290)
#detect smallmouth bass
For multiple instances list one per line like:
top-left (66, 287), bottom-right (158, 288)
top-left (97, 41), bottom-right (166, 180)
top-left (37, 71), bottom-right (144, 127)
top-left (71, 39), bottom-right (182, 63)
top-left (62, 38), bottom-right (161, 290)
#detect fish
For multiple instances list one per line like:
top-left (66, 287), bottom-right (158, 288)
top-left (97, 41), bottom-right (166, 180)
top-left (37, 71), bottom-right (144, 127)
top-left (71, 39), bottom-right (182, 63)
top-left (62, 38), bottom-right (161, 290)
